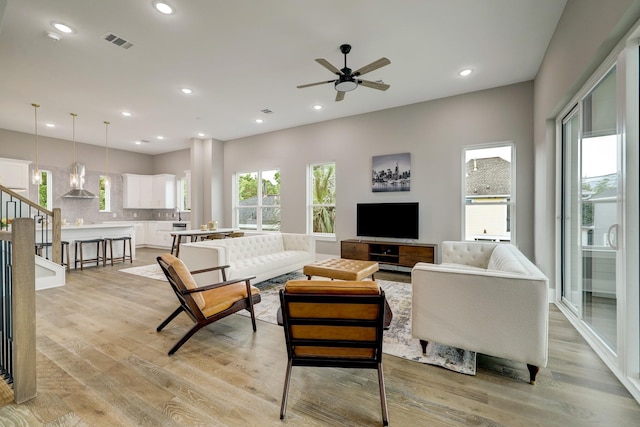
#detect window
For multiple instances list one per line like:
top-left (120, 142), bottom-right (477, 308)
top-left (463, 143), bottom-right (514, 242)
top-left (37, 170), bottom-right (52, 210)
top-left (235, 169), bottom-right (280, 231)
top-left (99, 175), bottom-right (111, 212)
top-left (177, 171), bottom-right (191, 211)
top-left (308, 162), bottom-right (336, 237)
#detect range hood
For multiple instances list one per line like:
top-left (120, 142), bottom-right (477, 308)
top-left (62, 162), bottom-right (97, 199)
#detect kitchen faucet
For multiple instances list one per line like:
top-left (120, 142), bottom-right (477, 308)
top-left (174, 207), bottom-right (182, 221)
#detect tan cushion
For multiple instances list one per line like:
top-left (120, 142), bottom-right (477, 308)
top-left (161, 253), bottom-right (259, 317)
top-left (161, 253), bottom-right (206, 309)
top-left (285, 280), bottom-right (380, 295)
top-left (200, 282), bottom-right (260, 318)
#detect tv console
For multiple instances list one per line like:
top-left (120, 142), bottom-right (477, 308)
top-left (341, 239), bottom-right (436, 268)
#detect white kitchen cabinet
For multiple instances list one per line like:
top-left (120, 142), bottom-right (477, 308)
top-left (152, 174), bottom-right (176, 208)
top-left (0, 157), bottom-right (30, 194)
top-left (123, 173), bottom-right (175, 209)
top-left (134, 222), bottom-right (146, 247)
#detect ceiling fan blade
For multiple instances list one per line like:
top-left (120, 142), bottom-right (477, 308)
top-left (315, 58), bottom-right (343, 75)
top-left (359, 79), bottom-right (390, 91)
top-left (297, 80), bottom-right (335, 89)
top-left (335, 91), bottom-right (345, 102)
top-left (353, 57), bottom-right (391, 76)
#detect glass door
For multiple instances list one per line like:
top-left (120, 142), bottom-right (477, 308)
top-left (561, 66), bottom-right (620, 353)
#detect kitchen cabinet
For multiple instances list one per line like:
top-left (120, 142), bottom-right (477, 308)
top-left (123, 173), bottom-right (175, 209)
top-left (0, 157), bottom-right (30, 194)
top-left (134, 222), bottom-right (146, 247)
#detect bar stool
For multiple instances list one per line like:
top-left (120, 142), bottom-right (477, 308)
top-left (35, 241), bottom-right (71, 272)
top-left (74, 238), bottom-right (105, 271)
top-left (104, 236), bottom-right (133, 266)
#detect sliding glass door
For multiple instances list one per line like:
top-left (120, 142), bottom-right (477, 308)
top-left (561, 66), bottom-right (621, 353)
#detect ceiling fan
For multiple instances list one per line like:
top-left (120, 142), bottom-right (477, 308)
top-left (297, 44), bottom-right (390, 101)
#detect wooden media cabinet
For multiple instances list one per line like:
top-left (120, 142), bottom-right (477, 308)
top-left (341, 239), bottom-right (436, 267)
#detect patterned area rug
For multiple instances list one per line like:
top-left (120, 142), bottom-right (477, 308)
top-left (120, 265), bottom-right (476, 375)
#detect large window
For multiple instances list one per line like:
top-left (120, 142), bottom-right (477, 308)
top-left (99, 175), bottom-right (110, 212)
top-left (309, 162), bottom-right (336, 237)
top-left (463, 143), bottom-right (514, 243)
top-left (235, 169), bottom-right (280, 231)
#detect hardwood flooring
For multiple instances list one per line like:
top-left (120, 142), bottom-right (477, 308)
top-left (1, 248), bottom-right (639, 426)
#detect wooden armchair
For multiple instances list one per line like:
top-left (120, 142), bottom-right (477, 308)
top-left (156, 253), bottom-right (261, 355)
top-left (278, 280), bottom-right (388, 426)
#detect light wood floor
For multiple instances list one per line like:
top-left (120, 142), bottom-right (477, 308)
top-left (1, 248), bottom-right (639, 426)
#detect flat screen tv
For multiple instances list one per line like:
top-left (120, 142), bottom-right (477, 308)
top-left (356, 202), bottom-right (419, 239)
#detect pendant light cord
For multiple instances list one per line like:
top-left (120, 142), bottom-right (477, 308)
top-left (32, 103), bottom-right (40, 171)
top-left (71, 113), bottom-right (77, 163)
top-left (104, 121), bottom-right (110, 176)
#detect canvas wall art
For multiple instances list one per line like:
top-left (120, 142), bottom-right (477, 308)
top-left (372, 152), bottom-right (411, 192)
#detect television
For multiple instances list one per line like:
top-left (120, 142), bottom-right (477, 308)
top-left (356, 202), bottom-right (419, 239)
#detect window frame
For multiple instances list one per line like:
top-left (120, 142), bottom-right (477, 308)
top-left (99, 175), bottom-right (111, 212)
top-left (308, 161), bottom-right (336, 240)
top-left (233, 169), bottom-right (281, 232)
top-left (461, 141), bottom-right (516, 244)
top-left (38, 169), bottom-right (52, 210)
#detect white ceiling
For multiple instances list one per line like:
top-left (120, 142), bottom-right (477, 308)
top-left (0, 0), bottom-right (567, 155)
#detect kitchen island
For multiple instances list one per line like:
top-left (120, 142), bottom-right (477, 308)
top-left (38, 223), bottom-right (136, 270)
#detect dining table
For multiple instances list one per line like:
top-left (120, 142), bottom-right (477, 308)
top-left (169, 227), bottom-right (237, 257)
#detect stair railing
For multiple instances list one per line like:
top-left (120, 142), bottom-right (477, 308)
top-left (0, 218), bottom-right (37, 403)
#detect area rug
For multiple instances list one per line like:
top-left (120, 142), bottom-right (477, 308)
top-left (120, 265), bottom-right (476, 375)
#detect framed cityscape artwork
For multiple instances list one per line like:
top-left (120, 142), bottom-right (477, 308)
top-left (371, 152), bottom-right (411, 192)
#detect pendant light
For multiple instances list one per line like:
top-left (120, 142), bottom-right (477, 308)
top-left (62, 112), bottom-right (97, 198)
top-left (31, 103), bottom-right (41, 185)
top-left (69, 113), bottom-right (79, 188)
top-left (103, 120), bottom-right (111, 188)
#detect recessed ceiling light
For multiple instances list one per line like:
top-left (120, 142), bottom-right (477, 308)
top-left (154, 2), bottom-right (174, 14)
top-left (45, 32), bottom-right (62, 41)
top-left (52, 22), bottom-right (74, 34)
top-left (121, 111), bottom-right (132, 117)
top-left (313, 105), bottom-right (323, 110)
top-left (458, 68), bottom-right (473, 77)
top-left (197, 132), bottom-right (205, 137)
top-left (134, 140), bottom-right (142, 145)
top-left (181, 88), bottom-right (192, 94)
top-left (157, 135), bottom-right (164, 140)
top-left (45, 123), bottom-right (55, 128)
top-left (255, 119), bottom-right (264, 124)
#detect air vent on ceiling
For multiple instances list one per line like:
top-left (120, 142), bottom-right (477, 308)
top-left (103, 33), bottom-right (134, 49)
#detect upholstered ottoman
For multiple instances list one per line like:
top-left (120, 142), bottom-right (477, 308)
top-left (303, 258), bottom-right (379, 281)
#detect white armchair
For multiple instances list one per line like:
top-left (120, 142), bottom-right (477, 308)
top-left (411, 241), bottom-right (549, 383)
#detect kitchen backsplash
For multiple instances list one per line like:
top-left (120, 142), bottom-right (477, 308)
top-left (28, 164), bottom-right (191, 225)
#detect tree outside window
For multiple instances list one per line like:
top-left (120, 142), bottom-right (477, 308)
top-left (236, 169), bottom-right (280, 231)
top-left (38, 170), bottom-right (52, 209)
top-left (99, 175), bottom-right (111, 212)
top-left (310, 162), bottom-right (336, 235)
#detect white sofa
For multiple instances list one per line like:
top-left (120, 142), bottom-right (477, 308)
top-left (178, 233), bottom-right (315, 285)
top-left (411, 241), bottom-right (549, 383)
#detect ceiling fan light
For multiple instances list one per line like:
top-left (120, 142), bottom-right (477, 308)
top-left (335, 80), bottom-right (358, 92)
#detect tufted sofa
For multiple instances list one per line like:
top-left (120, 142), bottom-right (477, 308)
top-left (411, 241), bottom-right (549, 383)
top-left (178, 233), bottom-right (315, 285)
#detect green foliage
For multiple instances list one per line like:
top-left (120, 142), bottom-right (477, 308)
top-left (38, 171), bottom-right (47, 208)
top-left (99, 177), bottom-right (106, 211)
top-left (312, 164), bottom-right (336, 233)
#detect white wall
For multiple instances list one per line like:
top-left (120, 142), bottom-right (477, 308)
top-left (223, 81), bottom-right (535, 257)
top-left (533, 0), bottom-right (640, 289)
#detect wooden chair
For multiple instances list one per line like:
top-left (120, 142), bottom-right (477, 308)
top-left (278, 280), bottom-right (388, 426)
top-left (156, 253), bottom-right (261, 355)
